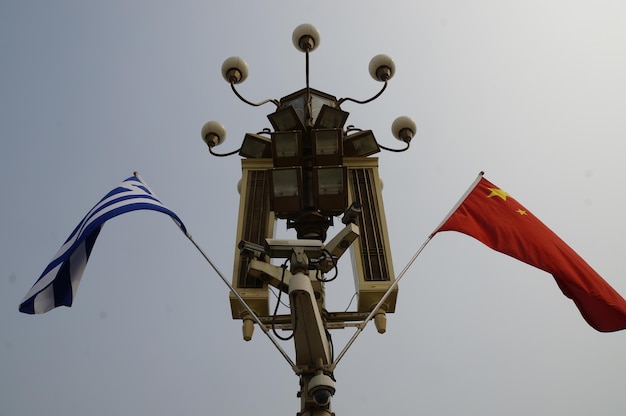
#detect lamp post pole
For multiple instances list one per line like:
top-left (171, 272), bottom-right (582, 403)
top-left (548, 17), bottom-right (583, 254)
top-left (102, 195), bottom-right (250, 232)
top-left (202, 24), bottom-right (416, 416)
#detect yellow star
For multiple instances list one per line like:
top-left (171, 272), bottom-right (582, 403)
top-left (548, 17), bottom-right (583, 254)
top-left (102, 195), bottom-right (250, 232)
top-left (516, 209), bottom-right (527, 216)
top-left (487, 187), bottom-right (509, 201)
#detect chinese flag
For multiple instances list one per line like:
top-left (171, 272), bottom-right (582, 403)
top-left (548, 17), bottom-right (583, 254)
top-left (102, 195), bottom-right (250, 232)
top-left (435, 174), bottom-right (626, 332)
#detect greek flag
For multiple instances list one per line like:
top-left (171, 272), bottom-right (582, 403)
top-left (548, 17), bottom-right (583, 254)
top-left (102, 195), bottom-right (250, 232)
top-left (19, 173), bottom-right (187, 314)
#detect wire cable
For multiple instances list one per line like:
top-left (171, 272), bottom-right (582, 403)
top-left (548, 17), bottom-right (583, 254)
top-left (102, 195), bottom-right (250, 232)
top-left (269, 287), bottom-right (290, 309)
top-left (343, 292), bottom-right (358, 312)
top-left (272, 260), bottom-right (296, 341)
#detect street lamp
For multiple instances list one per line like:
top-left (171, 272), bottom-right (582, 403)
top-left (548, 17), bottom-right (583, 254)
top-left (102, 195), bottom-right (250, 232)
top-left (202, 23), bottom-right (416, 416)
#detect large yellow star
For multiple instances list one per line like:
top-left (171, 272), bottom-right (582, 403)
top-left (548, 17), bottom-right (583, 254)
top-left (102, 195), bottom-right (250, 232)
top-left (487, 187), bottom-right (509, 201)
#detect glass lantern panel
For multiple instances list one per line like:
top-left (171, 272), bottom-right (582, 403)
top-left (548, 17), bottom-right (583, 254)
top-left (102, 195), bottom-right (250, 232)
top-left (272, 169), bottom-right (299, 197)
top-left (317, 167), bottom-right (344, 195)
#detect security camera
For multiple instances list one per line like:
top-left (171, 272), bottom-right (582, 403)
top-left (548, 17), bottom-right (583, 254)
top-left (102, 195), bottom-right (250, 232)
top-left (237, 240), bottom-right (266, 259)
top-left (308, 373), bottom-right (335, 407)
top-left (264, 238), bottom-right (324, 259)
top-left (341, 202), bottom-right (362, 225)
top-left (317, 223), bottom-right (359, 272)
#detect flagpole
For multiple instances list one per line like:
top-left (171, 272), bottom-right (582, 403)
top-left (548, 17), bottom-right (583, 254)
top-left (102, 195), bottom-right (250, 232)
top-left (330, 170), bottom-right (486, 371)
top-left (330, 234), bottom-right (434, 371)
top-left (133, 172), bottom-right (297, 371)
top-left (183, 233), bottom-right (297, 370)
top-left (429, 171), bottom-right (484, 237)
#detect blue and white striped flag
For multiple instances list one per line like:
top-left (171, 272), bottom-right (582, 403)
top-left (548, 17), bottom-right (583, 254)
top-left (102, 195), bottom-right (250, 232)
top-left (20, 173), bottom-right (187, 314)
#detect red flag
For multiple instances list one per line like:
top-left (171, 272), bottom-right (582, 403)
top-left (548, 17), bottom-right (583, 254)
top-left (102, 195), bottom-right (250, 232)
top-left (435, 174), bottom-right (626, 332)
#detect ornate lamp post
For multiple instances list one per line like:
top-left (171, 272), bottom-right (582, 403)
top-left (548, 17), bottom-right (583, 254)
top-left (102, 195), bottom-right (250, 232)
top-left (202, 24), bottom-right (416, 416)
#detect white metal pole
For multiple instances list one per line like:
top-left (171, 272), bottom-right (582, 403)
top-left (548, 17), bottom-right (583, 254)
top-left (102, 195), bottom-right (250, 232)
top-left (329, 234), bottom-right (434, 371)
top-left (330, 170), bottom-right (487, 371)
top-left (134, 172), bottom-right (297, 371)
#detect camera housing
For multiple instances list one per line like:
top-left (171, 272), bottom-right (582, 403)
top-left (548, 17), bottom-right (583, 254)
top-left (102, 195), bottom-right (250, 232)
top-left (264, 238), bottom-right (323, 259)
top-left (237, 240), bottom-right (266, 259)
top-left (308, 373), bottom-right (335, 407)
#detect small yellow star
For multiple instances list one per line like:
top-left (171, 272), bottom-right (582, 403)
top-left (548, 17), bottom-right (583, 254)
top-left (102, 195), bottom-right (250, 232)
top-left (516, 209), bottom-right (527, 216)
top-left (487, 187), bottom-right (509, 201)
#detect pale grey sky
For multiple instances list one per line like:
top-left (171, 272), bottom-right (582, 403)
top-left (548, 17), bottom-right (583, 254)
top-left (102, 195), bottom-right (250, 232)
top-left (2, 1), bottom-right (626, 415)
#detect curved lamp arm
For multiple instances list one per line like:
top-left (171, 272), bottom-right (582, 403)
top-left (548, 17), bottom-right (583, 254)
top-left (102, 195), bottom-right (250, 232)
top-left (337, 80), bottom-right (388, 106)
top-left (208, 146), bottom-right (242, 157)
top-left (378, 141), bottom-right (410, 153)
top-left (231, 82), bottom-right (280, 108)
top-left (337, 54), bottom-right (395, 106)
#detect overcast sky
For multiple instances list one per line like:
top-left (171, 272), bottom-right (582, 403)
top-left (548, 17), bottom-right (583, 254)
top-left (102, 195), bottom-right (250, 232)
top-left (2, 1), bottom-right (626, 415)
